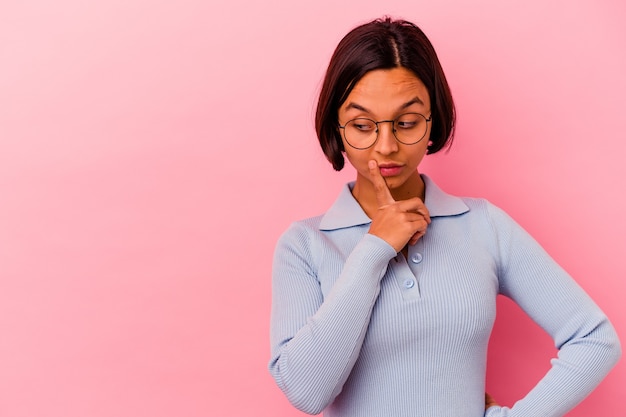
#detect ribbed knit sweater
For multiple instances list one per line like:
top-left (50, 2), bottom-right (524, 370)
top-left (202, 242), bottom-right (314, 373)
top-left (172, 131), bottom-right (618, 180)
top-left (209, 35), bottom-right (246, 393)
top-left (269, 175), bottom-right (621, 417)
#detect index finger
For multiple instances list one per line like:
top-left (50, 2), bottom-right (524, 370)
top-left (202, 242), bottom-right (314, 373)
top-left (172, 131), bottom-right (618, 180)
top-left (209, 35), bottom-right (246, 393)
top-left (398, 198), bottom-right (431, 224)
top-left (368, 160), bottom-right (395, 207)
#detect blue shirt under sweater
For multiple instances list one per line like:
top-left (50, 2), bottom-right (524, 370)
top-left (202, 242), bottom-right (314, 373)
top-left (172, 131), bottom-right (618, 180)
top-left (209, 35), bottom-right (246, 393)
top-left (269, 175), bottom-right (621, 417)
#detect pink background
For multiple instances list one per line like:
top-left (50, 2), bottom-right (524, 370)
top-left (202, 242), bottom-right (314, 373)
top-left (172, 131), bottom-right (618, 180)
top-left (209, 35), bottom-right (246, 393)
top-left (1, 1), bottom-right (624, 416)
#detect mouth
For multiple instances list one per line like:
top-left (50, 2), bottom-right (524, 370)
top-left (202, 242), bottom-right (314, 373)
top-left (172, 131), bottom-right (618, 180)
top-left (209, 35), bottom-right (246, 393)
top-left (377, 163), bottom-right (404, 177)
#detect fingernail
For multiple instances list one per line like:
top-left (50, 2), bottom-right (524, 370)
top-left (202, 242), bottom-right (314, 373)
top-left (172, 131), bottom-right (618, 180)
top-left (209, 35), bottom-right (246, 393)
top-left (368, 160), bottom-right (376, 169)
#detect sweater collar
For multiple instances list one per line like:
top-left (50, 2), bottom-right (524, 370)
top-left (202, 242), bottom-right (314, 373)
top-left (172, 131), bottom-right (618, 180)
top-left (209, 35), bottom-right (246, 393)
top-left (319, 174), bottom-right (469, 231)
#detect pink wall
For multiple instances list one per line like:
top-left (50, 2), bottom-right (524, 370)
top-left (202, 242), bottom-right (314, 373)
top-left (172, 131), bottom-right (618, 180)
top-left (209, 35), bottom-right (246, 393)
top-left (0, 1), bottom-right (624, 416)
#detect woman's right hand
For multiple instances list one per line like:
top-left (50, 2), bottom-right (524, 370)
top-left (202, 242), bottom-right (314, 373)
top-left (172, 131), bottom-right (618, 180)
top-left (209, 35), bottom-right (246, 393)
top-left (367, 160), bottom-right (431, 253)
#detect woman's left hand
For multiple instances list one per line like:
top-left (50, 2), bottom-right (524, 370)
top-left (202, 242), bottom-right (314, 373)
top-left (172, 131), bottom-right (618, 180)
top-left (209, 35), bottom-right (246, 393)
top-left (485, 392), bottom-right (498, 410)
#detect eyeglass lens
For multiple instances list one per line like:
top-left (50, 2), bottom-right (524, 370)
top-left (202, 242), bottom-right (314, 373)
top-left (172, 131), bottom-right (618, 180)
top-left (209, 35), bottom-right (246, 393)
top-left (343, 113), bottom-right (428, 149)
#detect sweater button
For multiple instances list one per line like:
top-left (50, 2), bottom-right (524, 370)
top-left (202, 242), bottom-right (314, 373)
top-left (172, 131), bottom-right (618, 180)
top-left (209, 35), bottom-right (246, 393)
top-left (403, 279), bottom-right (415, 289)
top-left (411, 253), bottom-right (423, 264)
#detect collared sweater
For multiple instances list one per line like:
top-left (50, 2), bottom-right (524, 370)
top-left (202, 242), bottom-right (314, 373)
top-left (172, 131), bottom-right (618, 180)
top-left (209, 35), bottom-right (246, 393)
top-left (269, 175), bottom-right (621, 417)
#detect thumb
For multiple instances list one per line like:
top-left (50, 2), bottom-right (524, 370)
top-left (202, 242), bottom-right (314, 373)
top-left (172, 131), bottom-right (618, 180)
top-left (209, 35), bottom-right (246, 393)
top-left (368, 160), bottom-right (395, 207)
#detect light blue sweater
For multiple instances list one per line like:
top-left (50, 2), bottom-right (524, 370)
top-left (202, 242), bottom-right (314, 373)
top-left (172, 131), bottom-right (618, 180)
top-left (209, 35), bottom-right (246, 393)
top-left (269, 175), bottom-right (621, 417)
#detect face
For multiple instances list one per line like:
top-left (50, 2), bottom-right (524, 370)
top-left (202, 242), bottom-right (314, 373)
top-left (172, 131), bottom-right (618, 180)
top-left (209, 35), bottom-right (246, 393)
top-left (338, 67), bottom-right (431, 195)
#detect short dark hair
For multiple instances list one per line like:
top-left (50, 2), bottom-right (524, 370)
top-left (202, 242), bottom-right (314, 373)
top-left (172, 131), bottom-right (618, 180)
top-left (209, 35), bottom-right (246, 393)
top-left (315, 17), bottom-right (456, 171)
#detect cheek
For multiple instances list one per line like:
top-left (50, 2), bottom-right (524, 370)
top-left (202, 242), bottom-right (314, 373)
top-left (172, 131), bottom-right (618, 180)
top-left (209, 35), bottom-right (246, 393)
top-left (343, 151), bottom-right (360, 171)
top-left (343, 147), bottom-right (368, 168)
top-left (341, 140), bottom-right (358, 165)
top-left (405, 144), bottom-right (429, 167)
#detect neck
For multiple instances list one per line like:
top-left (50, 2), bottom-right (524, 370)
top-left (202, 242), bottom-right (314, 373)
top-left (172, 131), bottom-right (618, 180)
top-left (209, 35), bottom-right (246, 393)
top-left (352, 171), bottom-right (425, 218)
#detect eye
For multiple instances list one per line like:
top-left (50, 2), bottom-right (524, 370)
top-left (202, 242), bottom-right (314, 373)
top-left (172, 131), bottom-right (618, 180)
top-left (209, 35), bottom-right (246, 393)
top-left (396, 114), bottom-right (423, 130)
top-left (350, 119), bottom-right (376, 131)
top-left (397, 120), bottom-right (417, 129)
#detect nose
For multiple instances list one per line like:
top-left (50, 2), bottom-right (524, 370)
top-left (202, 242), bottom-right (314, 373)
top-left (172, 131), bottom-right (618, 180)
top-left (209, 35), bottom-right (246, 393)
top-left (374, 121), bottom-right (398, 155)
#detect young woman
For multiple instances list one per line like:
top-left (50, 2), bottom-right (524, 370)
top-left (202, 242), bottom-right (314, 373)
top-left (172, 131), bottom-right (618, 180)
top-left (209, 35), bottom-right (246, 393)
top-left (268, 17), bottom-right (621, 417)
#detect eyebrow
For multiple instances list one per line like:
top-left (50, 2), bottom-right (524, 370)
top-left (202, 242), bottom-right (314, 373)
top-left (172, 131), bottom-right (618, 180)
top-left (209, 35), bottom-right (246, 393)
top-left (344, 97), bottom-right (425, 114)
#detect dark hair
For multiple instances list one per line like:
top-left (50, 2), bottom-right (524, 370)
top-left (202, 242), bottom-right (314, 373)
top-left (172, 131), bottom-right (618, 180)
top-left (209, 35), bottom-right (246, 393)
top-left (315, 17), bottom-right (456, 171)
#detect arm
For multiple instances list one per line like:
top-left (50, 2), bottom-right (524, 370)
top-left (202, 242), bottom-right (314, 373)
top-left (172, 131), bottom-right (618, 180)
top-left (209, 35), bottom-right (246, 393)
top-left (485, 204), bottom-right (621, 417)
top-left (269, 225), bottom-right (396, 414)
top-left (269, 162), bottom-right (430, 414)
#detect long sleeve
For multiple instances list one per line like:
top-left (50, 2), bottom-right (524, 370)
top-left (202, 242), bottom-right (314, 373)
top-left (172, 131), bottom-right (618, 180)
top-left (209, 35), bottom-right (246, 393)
top-left (269, 221), bottom-right (396, 414)
top-left (484, 204), bottom-right (621, 417)
top-left (268, 177), bottom-right (621, 417)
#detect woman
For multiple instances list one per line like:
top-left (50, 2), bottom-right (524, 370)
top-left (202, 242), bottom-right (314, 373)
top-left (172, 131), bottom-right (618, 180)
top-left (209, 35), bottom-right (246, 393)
top-left (268, 17), bottom-right (620, 417)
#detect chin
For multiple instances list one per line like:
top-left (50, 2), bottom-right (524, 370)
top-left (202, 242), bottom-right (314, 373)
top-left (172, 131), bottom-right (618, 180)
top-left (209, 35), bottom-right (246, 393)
top-left (384, 177), bottom-right (407, 189)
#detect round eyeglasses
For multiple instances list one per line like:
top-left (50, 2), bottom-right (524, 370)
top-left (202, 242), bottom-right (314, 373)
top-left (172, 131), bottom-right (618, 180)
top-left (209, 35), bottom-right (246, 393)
top-left (338, 113), bottom-right (432, 150)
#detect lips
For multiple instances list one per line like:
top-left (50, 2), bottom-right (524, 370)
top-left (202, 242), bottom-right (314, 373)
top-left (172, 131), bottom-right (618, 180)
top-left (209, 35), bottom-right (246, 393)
top-left (378, 163), bottom-right (404, 177)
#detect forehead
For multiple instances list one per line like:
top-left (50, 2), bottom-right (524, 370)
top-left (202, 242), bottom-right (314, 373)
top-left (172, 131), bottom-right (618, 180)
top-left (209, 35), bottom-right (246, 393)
top-left (342, 67), bottom-right (430, 114)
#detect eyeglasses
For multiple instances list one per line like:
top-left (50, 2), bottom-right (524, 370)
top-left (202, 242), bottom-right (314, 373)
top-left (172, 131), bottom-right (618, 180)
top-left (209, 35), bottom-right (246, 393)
top-left (338, 113), bottom-right (432, 150)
